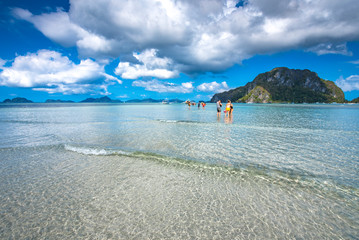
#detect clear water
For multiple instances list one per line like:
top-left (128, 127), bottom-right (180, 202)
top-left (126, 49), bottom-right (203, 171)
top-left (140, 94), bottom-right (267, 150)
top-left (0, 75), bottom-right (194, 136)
top-left (0, 103), bottom-right (358, 239)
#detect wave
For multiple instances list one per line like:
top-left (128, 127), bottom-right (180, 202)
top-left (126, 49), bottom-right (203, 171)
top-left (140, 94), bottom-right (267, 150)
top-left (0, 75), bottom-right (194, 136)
top-left (63, 144), bottom-right (358, 202)
top-left (0, 120), bottom-right (55, 124)
top-left (64, 144), bottom-right (131, 156)
top-left (157, 119), bottom-right (201, 124)
top-left (158, 119), bottom-right (179, 123)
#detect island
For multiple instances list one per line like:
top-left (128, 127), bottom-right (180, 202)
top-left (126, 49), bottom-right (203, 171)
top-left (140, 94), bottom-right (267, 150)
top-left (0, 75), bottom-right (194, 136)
top-left (3, 97), bottom-right (33, 103)
top-left (211, 67), bottom-right (345, 103)
top-left (80, 96), bottom-right (122, 103)
top-left (45, 99), bottom-right (75, 103)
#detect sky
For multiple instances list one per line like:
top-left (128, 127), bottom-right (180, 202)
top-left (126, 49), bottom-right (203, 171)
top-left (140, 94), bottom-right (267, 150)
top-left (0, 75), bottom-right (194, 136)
top-left (0, 0), bottom-right (359, 102)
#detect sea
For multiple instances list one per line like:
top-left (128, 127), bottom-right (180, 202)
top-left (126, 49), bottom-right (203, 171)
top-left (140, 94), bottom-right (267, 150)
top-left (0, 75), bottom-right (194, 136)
top-left (0, 102), bottom-right (358, 239)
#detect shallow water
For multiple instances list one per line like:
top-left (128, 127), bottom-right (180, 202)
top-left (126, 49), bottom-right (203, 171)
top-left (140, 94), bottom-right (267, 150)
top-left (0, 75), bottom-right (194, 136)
top-left (0, 103), bottom-right (358, 239)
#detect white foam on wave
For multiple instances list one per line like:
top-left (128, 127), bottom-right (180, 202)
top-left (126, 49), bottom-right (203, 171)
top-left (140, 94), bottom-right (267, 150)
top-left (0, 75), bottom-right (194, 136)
top-left (64, 144), bottom-right (130, 156)
top-left (65, 145), bottom-right (109, 155)
top-left (158, 119), bottom-right (178, 123)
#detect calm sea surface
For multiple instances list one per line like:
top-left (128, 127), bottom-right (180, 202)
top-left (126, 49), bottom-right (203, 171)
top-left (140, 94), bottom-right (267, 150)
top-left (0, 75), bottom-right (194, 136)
top-left (0, 103), bottom-right (358, 239)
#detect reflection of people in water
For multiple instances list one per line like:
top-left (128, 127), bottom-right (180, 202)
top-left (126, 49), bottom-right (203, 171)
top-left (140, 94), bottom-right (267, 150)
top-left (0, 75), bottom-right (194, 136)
top-left (224, 114), bottom-right (233, 124)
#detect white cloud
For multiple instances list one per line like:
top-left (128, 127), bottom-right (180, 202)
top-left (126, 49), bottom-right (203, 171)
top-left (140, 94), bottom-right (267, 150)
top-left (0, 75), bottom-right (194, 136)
top-left (118, 94), bottom-right (129, 98)
top-left (197, 81), bottom-right (229, 93)
top-left (0, 58), bottom-right (6, 67)
top-left (307, 43), bottom-right (352, 56)
top-left (115, 49), bottom-right (178, 79)
top-left (132, 79), bottom-right (193, 93)
top-left (13, 8), bottom-right (81, 47)
top-left (12, 8), bottom-right (115, 56)
top-left (349, 60), bottom-right (359, 65)
top-left (195, 94), bottom-right (213, 100)
top-left (336, 75), bottom-right (359, 92)
top-left (13, 0), bottom-right (359, 74)
top-left (0, 50), bottom-right (121, 95)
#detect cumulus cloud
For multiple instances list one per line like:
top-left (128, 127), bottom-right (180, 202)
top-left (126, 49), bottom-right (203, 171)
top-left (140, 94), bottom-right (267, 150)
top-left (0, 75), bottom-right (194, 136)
top-left (115, 49), bottom-right (178, 79)
top-left (197, 81), bottom-right (229, 93)
top-left (0, 50), bottom-right (121, 94)
top-left (13, 0), bottom-right (359, 74)
top-left (132, 79), bottom-right (194, 93)
top-left (12, 8), bottom-right (115, 56)
top-left (336, 75), bottom-right (359, 92)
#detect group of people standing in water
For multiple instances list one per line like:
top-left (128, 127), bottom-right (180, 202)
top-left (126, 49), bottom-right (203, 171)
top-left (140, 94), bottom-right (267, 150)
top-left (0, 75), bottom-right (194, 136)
top-left (185, 99), bottom-right (234, 120)
top-left (216, 100), bottom-right (233, 117)
top-left (185, 100), bottom-right (206, 108)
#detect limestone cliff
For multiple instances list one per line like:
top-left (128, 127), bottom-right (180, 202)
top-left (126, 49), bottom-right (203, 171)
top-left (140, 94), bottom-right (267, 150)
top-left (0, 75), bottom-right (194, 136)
top-left (211, 67), bottom-right (345, 103)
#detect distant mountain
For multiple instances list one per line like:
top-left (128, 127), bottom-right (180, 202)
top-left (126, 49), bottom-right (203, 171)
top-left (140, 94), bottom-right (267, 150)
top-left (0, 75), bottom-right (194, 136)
top-left (126, 98), bottom-right (185, 103)
top-left (3, 97), bottom-right (33, 103)
top-left (168, 98), bottom-right (185, 103)
top-left (80, 96), bottom-right (122, 103)
top-left (350, 97), bottom-right (359, 103)
top-left (126, 98), bottom-right (161, 103)
top-left (45, 99), bottom-right (75, 103)
top-left (211, 67), bottom-right (345, 103)
top-left (1, 97), bottom-right (186, 104)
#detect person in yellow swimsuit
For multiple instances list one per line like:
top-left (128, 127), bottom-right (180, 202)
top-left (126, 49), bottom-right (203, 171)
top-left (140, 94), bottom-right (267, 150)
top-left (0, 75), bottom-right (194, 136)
top-left (225, 100), bottom-right (231, 117)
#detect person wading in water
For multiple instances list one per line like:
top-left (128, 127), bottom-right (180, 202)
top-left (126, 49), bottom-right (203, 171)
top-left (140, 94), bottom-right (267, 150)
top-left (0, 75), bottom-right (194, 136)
top-left (216, 100), bottom-right (222, 117)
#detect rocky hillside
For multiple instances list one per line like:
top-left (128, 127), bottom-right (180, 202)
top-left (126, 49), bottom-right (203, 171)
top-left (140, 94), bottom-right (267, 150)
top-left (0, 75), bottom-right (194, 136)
top-left (240, 86), bottom-right (271, 103)
top-left (350, 97), bottom-right (359, 103)
top-left (211, 67), bottom-right (345, 103)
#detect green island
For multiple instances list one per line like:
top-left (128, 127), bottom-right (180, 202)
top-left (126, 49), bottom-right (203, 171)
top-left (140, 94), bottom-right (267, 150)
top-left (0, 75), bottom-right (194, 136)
top-left (211, 67), bottom-right (348, 103)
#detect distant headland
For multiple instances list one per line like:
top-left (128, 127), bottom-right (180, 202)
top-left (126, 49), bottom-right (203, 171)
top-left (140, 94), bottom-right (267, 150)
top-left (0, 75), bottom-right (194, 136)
top-left (211, 67), bottom-right (350, 103)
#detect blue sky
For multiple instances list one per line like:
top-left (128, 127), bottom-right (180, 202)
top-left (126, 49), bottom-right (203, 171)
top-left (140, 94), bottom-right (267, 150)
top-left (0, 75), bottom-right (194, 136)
top-left (1, 0), bottom-right (359, 102)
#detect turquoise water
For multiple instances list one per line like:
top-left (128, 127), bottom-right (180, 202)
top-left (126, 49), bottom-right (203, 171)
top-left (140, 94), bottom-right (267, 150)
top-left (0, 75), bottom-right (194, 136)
top-left (0, 103), bottom-right (358, 239)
